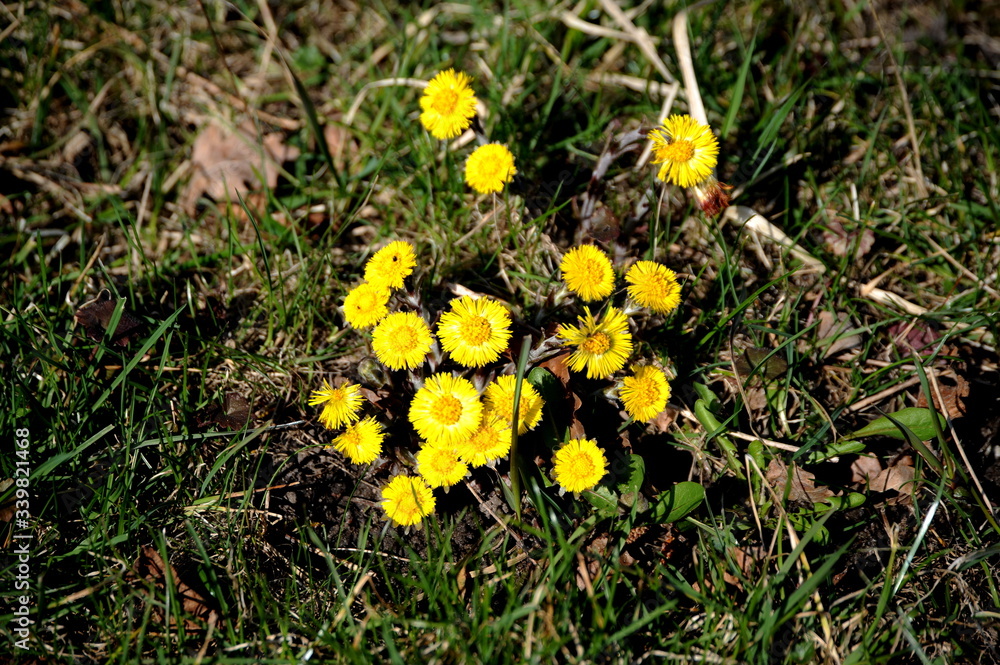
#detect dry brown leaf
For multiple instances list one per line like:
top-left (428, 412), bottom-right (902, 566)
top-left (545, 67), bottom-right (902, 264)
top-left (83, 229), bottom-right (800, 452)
top-left (182, 121), bottom-right (300, 213)
top-left (766, 459), bottom-right (835, 503)
top-left (815, 310), bottom-right (863, 357)
top-left (133, 545), bottom-right (219, 629)
top-left (820, 218), bottom-right (874, 259)
top-left (916, 373), bottom-right (969, 420)
top-left (648, 406), bottom-right (678, 433)
top-left (539, 351), bottom-right (571, 386)
top-left (851, 454), bottom-right (883, 485)
top-left (870, 457), bottom-right (916, 493)
top-left (74, 289), bottom-right (145, 347)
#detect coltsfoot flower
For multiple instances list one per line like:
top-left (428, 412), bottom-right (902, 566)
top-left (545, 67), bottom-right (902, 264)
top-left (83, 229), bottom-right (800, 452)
top-left (409, 373), bottom-right (483, 446)
top-left (465, 143), bottom-right (516, 194)
top-left (437, 296), bottom-right (512, 367)
top-left (558, 307), bottom-right (633, 379)
top-left (372, 311), bottom-right (434, 370)
top-left (648, 115), bottom-right (719, 188)
top-left (456, 414), bottom-right (512, 467)
top-left (624, 261), bottom-right (681, 315)
top-left (343, 282), bottom-right (390, 329)
top-left (560, 245), bottom-right (615, 302)
top-left (552, 438), bottom-right (607, 494)
top-left (332, 416), bottom-right (384, 464)
top-left (365, 241), bottom-right (417, 291)
top-left (309, 380), bottom-right (363, 430)
top-left (381, 475), bottom-right (436, 527)
top-left (416, 443), bottom-right (468, 489)
top-left (483, 375), bottom-right (544, 435)
top-left (620, 365), bottom-right (672, 422)
top-left (419, 69), bottom-right (478, 140)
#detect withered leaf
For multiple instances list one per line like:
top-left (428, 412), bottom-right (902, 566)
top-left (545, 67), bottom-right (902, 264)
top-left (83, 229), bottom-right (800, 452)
top-left (734, 348), bottom-right (788, 381)
top-left (74, 289), bottom-right (145, 347)
top-left (765, 459), bottom-right (835, 503)
top-left (869, 457), bottom-right (916, 493)
top-left (196, 392), bottom-right (250, 431)
top-left (133, 545), bottom-right (219, 629)
top-left (182, 121), bottom-right (300, 213)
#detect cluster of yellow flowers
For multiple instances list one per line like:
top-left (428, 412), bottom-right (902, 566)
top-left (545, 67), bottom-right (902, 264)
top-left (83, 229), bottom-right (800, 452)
top-left (310, 68), bottom-right (725, 528)
top-left (419, 69), bottom-right (517, 195)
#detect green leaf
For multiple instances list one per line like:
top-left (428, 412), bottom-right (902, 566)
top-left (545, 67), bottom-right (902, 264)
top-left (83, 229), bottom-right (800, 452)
top-left (850, 407), bottom-right (946, 441)
top-left (617, 454), bottom-right (647, 510)
top-left (583, 485), bottom-right (619, 518)
top-left (645, 482), bottom-right (705, 524)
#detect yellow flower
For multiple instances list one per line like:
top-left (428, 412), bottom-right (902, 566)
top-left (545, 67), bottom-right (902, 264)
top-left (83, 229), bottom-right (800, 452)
top-left (558, 307), bottom-right (633, 379)
top-left (365, 241), bottom-right (417, 291)
top-left (381, 475), bottom-right (436, 527)
top-left (343, 282), bottom-right (390, 329)
top-left (483, 375), bottom-right (544, 435)
top-left (419, 69), bottom-right (478, 140)
top-left (456, 414), bottom-right (511, 468)
top-left (331, 416), bottom-right (384, 464)
top-left (437, 296), bottom-right (512, 367)
top-left (308, 380), bottom-right (363, 430)
top-left (465, 143), bottom-right (516, 195)
top-left (552, 438), bottom-right (607, 494)
top-left (560, 245), bottom-right (615, 302)
top-left (648, 115), bottom-right (719, 188)
top-left (416, 443), bottom-right (468, 489)
top-left (372, 311), bottom-right (434, 370)
top-left (624, 261), bottom-right (681, 314)
top-left (620, 365), bottom-right (672, 422)
top-left (409, 373), bottom-right (483, 446)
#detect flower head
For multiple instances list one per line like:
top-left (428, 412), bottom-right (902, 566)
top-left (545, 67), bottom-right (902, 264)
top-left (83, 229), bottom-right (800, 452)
top-left (409, 373), bottom-right (483, 446)
top-left (437, 296), bottom-right (512, 367)
top-left (309, 380), bottom-right (363, 430)
top-left (557, 308), bottom-right (633, 379)
top-left (465, 143), bottom-right (516, 195)
top-left (372, 311), bottom-right (434, 371)
top-left (381, 475), bottom-right (436, 527)
top-left (560, 245), bottom-right (615, 302)
top-left (331, 416), bottom-right (384, 464)
top-left (419, 69), bottom-right (478, 140)
top-left (365, 241), bottom-right (417, 291)
top-left (692, 175), bottom-right (732, 217)
top-left (624, 261), bottom-right (681, 315)
top-left (416, 443), bottom-right (468, 489)
top-left (343, 282), bottom-right (390, 329)
top-left (483, 375), bottom-right (544, 434)
top-left (648, 115), bottom-right (719, 188)
top-left (620, 365), bottom-right (672, 422)
top-left (456, 414), bottom-right (512, 467)
top-left (552, 438), bottom-right (607, 494)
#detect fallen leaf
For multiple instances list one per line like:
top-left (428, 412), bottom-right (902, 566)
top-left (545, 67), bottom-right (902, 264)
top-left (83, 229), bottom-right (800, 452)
top-left (820, 218), bottom-right (874, 260)
top-left (133, 545), bottom-right (220, 629)
top-left (74, 289), bottom-right (145, 347)
top-left (766, 459), bottom-right (835, 503)
top-left (851, 454), bottom-right (883, 485)
top-left (915, 373), bottom-right (969, 420)
top-left (869, 457), bottom-right (916, 493)
top-left (182, 121), bottom-right (300, 213)
top-left (196, 392), bottom-right (250, 431)
top-left (815, 311), bottom-right (863, 357)
top-left (539, 351), bottom-right (571, 387)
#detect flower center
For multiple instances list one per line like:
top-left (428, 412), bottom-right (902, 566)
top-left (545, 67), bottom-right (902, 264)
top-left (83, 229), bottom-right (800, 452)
top-left (396, 326), bottom-right (419, 351)
top-left (582, 332), bottom-right (611, 356)
top-left (660, 139), bottom-right (695, 163)
top-left (642, 275), bottom-right (670, 298)
top-left (434, 395), bottom-right (463, 426)
top-left (459, 316), bottom-right (491, 345)
top-left (570, 452), bottom-right (596, 476)
top-left (432, 89), bottom-right (460, 114)
top-left (633, 379), bottom-right (658, 405)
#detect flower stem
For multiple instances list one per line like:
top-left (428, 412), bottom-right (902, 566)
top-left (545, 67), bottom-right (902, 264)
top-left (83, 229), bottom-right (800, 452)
top-left (509, 334), bottom-right (533, 519)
